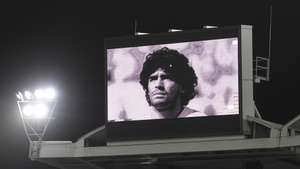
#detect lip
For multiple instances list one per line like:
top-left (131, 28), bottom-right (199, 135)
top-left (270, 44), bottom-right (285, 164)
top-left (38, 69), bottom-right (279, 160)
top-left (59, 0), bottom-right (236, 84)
top-left (152, 92), bottom-right (166, 98)
top-left (153, 94), bottom-right (165, 98)
top-left (152, 91), bottom-right (167, 96)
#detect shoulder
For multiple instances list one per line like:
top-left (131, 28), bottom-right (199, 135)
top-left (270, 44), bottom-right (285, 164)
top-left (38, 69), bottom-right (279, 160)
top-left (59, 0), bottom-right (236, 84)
top-left (178, 107), bottom-right (207, 118)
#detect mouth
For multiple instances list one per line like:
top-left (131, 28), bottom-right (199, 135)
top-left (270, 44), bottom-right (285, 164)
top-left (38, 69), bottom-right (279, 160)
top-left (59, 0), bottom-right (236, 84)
top-left (152, 91), bottom-right (167, 96)
top-left (154, 94), bottom-right (165, 98)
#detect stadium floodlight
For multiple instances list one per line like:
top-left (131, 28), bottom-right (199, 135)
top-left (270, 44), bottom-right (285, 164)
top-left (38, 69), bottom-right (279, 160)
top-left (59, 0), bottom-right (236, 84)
top-left (34, 89), bottom-right (44, 99)
top-left (168, 29), bottom-right (183, 32)
top-left (24, 90), bottom-right (32, 100)
top-left (22, 103), bottom-right (49, 119)
top-left (135, 32), bottom-right (149, 35)
top-left (203, 25), bottom-right (218, 29)
top-left (16, 91), bottom-right (24, 101)
top-left (45, 88), bottom-right (56, 99)
top-left (17, 88), bottom-right (57, 143)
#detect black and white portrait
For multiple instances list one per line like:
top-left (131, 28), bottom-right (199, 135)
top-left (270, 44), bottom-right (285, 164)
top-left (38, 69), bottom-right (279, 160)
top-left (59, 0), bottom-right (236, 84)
top-left (107, 38), bottom-right (239, 121)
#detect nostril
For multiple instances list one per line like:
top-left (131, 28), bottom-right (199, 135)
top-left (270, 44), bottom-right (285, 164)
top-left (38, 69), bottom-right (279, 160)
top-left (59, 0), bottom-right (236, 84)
top-left (156, 85), bottom-right (164, 90)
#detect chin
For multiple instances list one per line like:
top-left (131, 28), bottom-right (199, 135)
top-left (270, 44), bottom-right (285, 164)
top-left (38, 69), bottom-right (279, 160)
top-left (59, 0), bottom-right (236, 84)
top-left (151, 102), bottom-right (169, 110)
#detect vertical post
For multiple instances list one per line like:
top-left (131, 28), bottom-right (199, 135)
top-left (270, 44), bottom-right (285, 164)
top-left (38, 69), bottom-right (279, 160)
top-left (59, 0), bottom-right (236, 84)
top-left (241, 25), bottom-right (255, 135)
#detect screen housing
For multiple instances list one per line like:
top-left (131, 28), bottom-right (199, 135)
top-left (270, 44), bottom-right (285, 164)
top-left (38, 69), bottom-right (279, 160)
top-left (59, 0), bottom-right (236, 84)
top-left (104, 25), bottom-right (249, 143)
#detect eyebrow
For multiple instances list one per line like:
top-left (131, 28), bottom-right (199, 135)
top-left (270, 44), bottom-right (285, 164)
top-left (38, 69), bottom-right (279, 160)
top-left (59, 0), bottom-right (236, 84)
top-left (148, 74), bottom-right (158, 80)
top-left (148, 72), bottom-right (171, 79)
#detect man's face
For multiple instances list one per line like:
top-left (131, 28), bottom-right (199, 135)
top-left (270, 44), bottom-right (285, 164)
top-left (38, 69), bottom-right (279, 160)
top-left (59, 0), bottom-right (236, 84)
top-left (147, 68), bottom-right (182, 110)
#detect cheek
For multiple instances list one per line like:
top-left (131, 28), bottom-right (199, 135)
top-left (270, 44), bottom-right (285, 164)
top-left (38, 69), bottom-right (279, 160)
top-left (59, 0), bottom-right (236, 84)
top-left (148, 82), bottom-right (155, 92)
top-left (165, 81), bottom-right (180, 94)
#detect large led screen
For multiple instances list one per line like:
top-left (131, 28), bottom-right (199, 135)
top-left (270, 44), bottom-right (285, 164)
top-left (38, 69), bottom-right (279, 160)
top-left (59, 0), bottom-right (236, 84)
top-left (107, 38), bottom-right (239, 122)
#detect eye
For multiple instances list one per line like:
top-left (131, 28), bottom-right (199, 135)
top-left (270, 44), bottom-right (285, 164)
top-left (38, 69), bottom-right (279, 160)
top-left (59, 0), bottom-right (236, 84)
top-left (149, 76), bottom-right (157, 82)
top-left (161, 74), bottom-right (172, 80)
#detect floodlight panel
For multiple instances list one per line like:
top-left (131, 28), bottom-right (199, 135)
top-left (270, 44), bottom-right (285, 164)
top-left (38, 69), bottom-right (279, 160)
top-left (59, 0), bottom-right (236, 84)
top-left (23, 105), bottom-right (34, 117)
top-left (45, 88), bottom-right (56, 99)
top-left (34, 104), bottom-right (49, 119)
top-left (21, 103), bottom-right (50, 119)
top-left (16, 92), bottom-right (23, 100)
top-left (34, 89), bottom-right (44, 99)
top-left (24, 90), bottom-right (32, 100)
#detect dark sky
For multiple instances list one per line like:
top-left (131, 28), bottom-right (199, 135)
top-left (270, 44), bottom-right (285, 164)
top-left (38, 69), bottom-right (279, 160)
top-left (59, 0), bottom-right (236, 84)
top-left (0, 1), bottom-right (300, 168)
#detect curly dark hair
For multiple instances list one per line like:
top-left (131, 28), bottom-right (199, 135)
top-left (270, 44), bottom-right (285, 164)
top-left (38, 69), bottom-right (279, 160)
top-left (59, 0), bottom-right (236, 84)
top-left (139, 47), bottom-right (198, 106)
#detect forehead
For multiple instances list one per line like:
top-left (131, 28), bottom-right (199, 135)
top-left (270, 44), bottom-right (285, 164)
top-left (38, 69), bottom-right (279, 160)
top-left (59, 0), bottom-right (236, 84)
top-left (149, 68), bottom-right (168, 76)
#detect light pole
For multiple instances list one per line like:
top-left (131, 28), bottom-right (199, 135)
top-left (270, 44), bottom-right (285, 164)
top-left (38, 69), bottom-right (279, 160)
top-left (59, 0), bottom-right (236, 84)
top-left (16, 88), bottom-right (57, 159)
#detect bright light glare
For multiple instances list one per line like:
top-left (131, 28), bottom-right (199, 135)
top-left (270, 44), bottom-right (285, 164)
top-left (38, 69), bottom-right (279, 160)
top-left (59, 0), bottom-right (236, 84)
top-left (23, 105), bottom-right (34, 117)
top-left (16, 92), bottom-right (23, 100)
top-left (22, 104), bottom-right (49, 119)
top-left (24, 91), bottom-right (32, 99)
top-left (34, 89), bottom-right (44, 99)
top-left (34, 104), bottom-right (49, 119)
top-left (45, 88), bottom-right (56, 99)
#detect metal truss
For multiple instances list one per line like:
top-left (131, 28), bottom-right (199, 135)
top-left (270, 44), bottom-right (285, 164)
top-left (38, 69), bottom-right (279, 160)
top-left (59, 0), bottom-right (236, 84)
top-left (28, 112), bottom-right (300, 169)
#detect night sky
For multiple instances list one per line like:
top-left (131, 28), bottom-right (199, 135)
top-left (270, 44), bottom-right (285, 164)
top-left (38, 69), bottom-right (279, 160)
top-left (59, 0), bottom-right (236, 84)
top-left (0, 1), bottom-right (300, 168)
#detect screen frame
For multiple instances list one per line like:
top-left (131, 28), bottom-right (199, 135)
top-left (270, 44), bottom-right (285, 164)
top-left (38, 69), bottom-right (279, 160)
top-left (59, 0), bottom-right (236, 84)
top-left (104, 25), bottom-right (244, 143)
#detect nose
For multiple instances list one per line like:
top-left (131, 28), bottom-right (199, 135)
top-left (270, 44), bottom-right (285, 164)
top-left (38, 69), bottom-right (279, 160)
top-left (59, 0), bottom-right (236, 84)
top-left (155, 78), bottom-right (164, 89)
